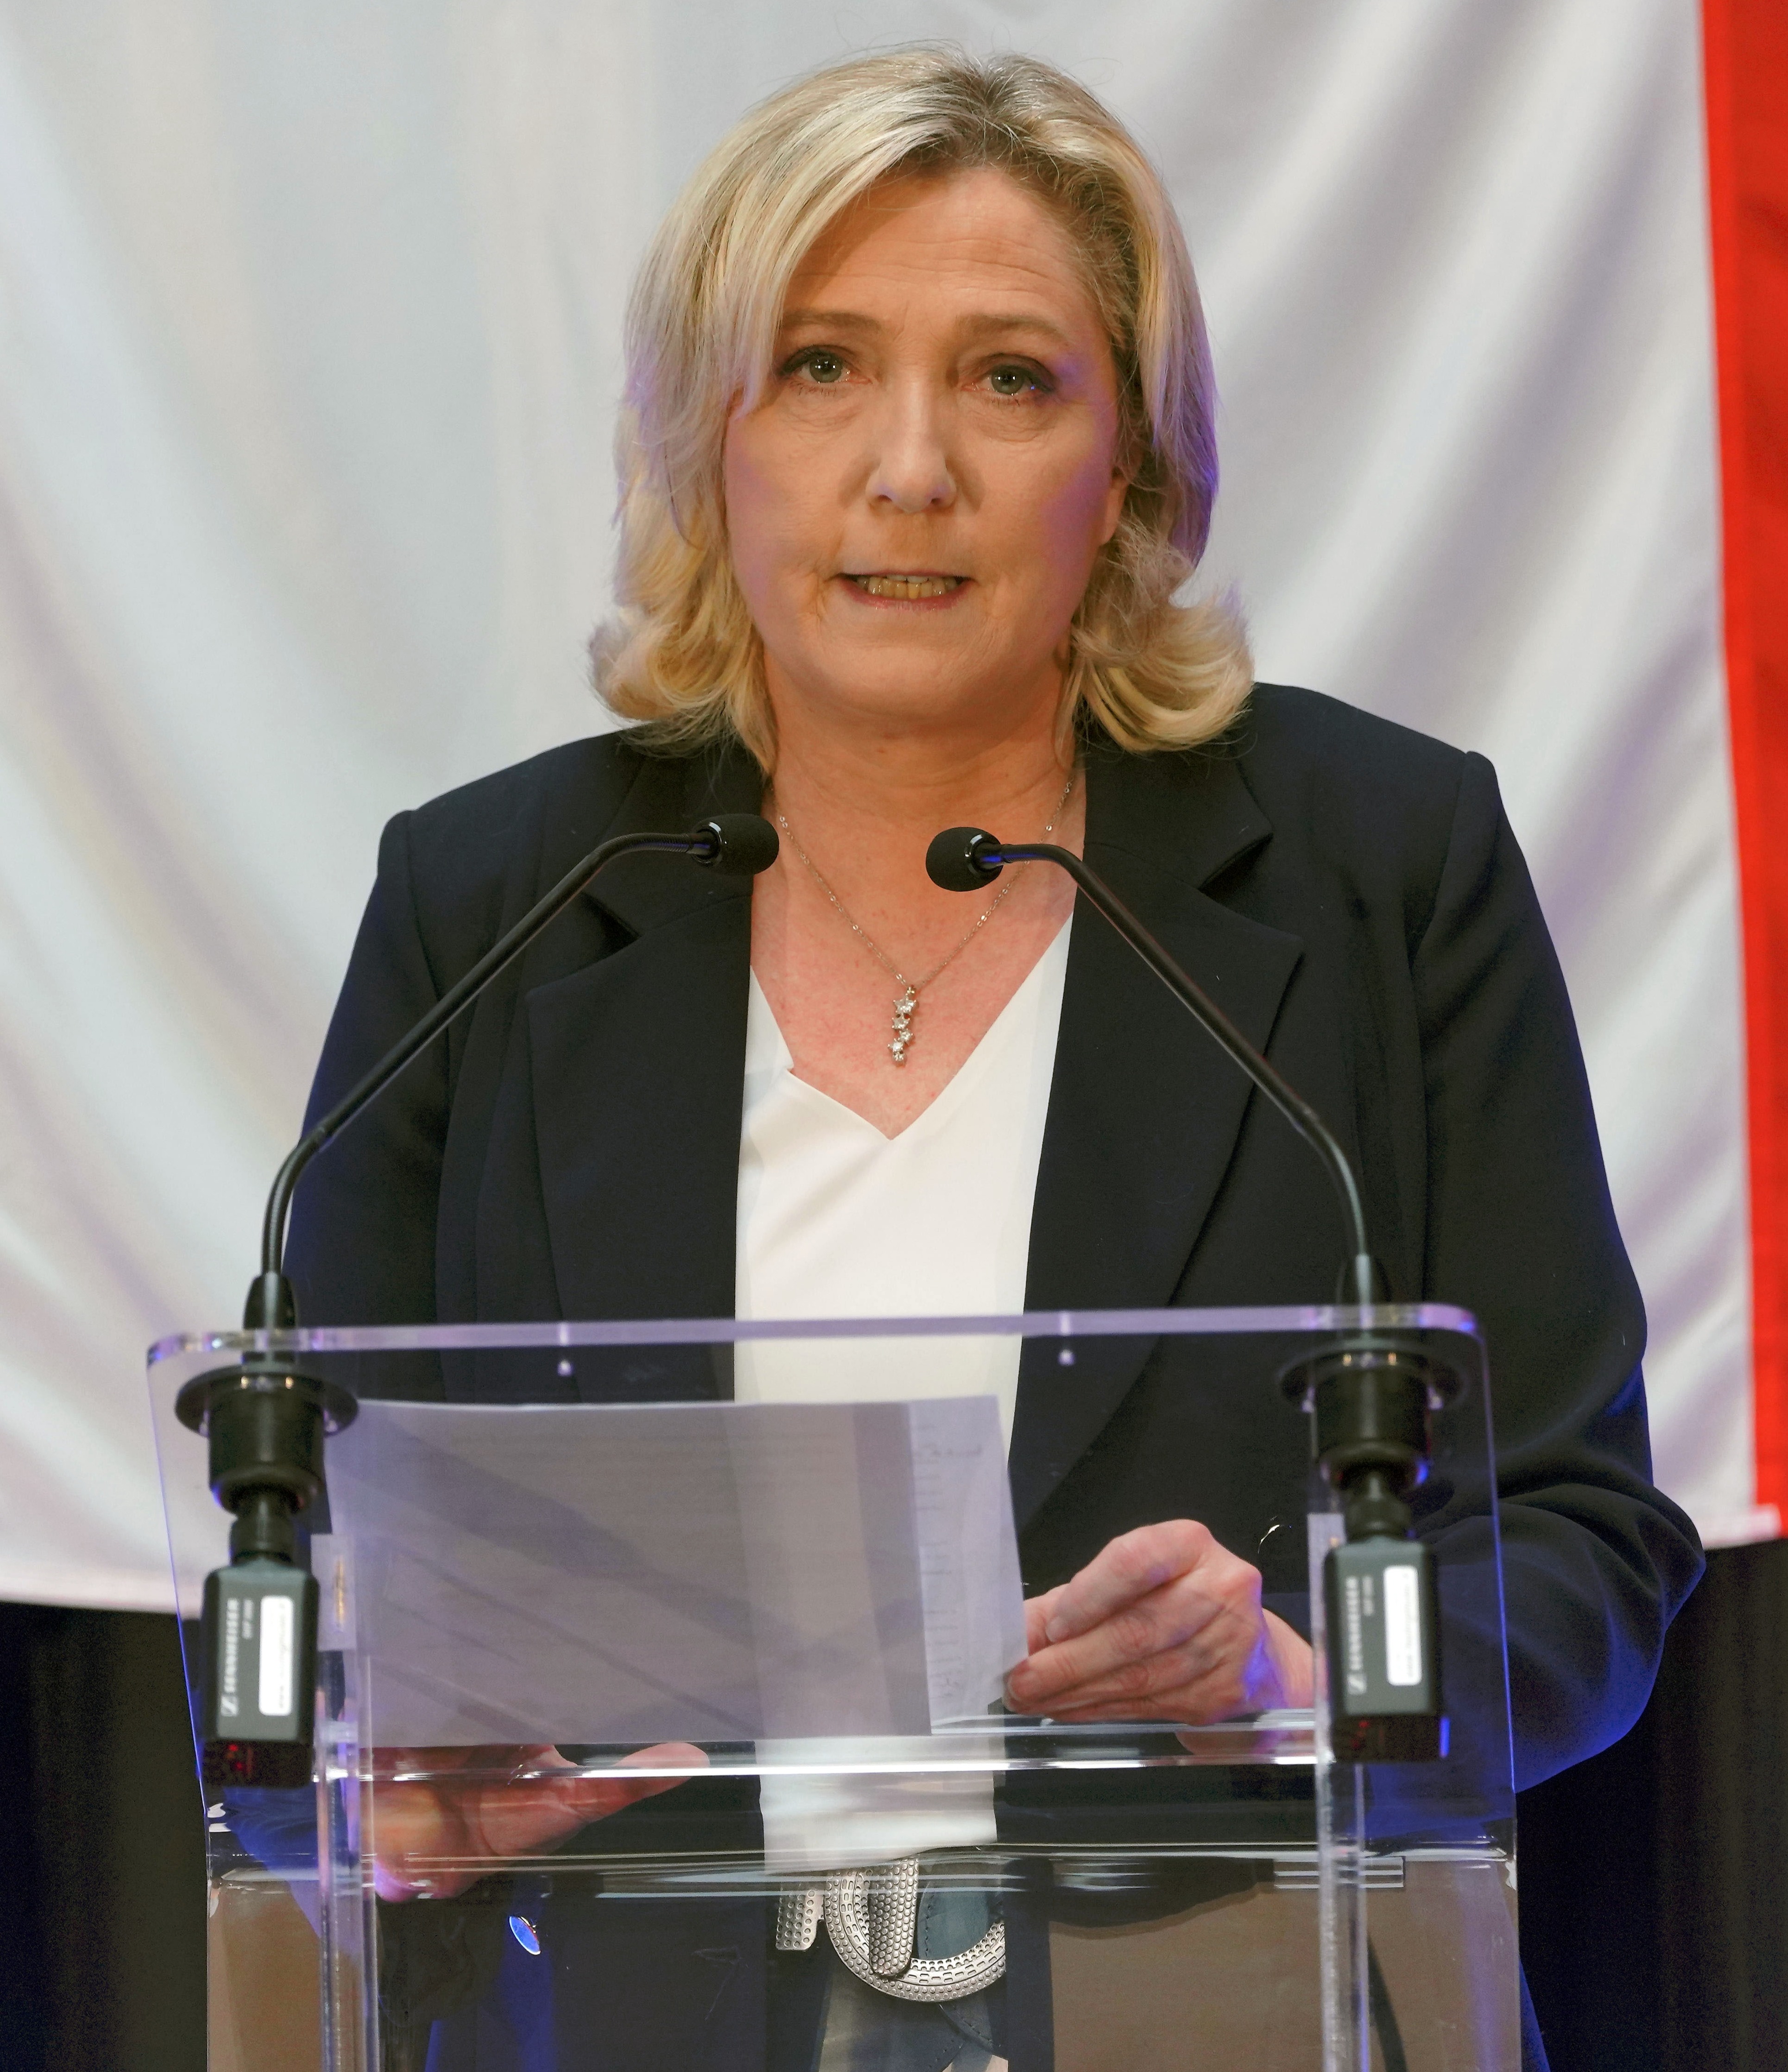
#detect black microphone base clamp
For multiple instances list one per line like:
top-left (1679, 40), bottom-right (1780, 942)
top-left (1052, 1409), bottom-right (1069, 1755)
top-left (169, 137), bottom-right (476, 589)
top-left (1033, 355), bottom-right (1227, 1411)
top-left (1282, 1330), bottom-right (1462, 1764)
top-left (176, 1274), bottom-right (356, 1790)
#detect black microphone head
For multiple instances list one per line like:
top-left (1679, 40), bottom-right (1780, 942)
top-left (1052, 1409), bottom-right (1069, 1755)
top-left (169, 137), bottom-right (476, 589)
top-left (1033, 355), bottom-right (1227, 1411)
top-left (693, 813), bottom-right (780, 875)
top-left (926, 826), bottom-right (1004, 892)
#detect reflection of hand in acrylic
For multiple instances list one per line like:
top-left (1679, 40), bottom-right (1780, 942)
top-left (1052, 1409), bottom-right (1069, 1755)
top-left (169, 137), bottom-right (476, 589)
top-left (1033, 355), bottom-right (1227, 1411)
top-left (371, 1742), bottom-right (706, 1901)
top-left (1005, 1520), bottom-right (1314, 1732)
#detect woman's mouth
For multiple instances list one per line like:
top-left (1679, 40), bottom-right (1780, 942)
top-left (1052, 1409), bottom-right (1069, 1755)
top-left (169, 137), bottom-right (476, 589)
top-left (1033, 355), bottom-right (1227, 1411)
top-left (845, 573), bottom-right (966, 600)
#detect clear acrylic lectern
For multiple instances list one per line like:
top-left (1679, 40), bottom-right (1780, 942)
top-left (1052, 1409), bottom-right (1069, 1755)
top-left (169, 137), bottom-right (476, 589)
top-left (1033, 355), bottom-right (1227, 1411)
top-left (148, 1306), bottom-right (1518, 2071)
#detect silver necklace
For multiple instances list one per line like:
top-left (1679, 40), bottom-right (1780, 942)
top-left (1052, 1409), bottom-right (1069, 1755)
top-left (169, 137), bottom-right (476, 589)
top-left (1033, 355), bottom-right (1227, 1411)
top-left (773, 769), bottom-right (1076, 1068)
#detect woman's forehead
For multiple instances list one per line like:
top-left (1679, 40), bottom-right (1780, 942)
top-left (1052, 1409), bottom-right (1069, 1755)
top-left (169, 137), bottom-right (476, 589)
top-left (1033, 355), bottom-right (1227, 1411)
top-left (782, 168), bottom-right (1098, 331)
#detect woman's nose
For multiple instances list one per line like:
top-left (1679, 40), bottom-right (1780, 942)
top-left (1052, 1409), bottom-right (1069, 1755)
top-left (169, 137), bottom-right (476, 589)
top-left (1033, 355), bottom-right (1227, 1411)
top-left (866, 389), bottom-right (957, 513)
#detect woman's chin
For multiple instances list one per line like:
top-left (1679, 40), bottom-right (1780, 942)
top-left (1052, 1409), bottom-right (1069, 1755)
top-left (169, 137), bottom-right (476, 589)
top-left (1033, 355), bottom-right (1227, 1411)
top-left (768, 617), bottom-right (1057, 734)
top-left (779, 664), bottom-right (1039, 737)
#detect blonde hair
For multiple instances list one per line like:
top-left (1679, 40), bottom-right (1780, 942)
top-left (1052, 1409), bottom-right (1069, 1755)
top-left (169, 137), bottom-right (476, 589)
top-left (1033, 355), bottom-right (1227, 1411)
top-left (597, 46), bottom-right (1252, 767)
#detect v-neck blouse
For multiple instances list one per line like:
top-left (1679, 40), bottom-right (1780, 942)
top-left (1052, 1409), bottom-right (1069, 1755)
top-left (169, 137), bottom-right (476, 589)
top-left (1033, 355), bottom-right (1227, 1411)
top-left (733, 919), bottom-right (1073, 1442)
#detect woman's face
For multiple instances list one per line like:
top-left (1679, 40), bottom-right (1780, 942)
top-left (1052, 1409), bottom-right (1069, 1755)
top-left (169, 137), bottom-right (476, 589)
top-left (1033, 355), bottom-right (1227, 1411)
top-left (724, 167), bottom-right (1130, 746)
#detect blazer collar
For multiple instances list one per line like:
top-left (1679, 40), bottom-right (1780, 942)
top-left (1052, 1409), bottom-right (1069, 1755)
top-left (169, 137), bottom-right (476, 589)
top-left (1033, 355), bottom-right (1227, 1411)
top-left (1079, 734), bottom-right (1272, 891)
top-left (578, 741), bottom-right (766, 937)
top-left (523, 740), bottom-right (763, 1335)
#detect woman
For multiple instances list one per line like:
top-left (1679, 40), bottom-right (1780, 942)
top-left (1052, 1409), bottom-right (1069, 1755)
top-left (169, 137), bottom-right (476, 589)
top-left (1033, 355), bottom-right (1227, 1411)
top-left (287, 45), bottom-right (1699, 2071)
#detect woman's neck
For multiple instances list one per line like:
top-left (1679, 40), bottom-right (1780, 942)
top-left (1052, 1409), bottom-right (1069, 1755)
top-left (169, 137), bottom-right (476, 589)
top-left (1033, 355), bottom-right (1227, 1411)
top-left (750, 689), bottom-right (1086, 1135)
top-left (763, 701), bottom-right (1080, 913)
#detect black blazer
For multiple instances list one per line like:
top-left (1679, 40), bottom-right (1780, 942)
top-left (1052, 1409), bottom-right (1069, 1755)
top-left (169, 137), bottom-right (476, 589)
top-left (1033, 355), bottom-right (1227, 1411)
top-left (288, 683), bottom-right (1701, 1793)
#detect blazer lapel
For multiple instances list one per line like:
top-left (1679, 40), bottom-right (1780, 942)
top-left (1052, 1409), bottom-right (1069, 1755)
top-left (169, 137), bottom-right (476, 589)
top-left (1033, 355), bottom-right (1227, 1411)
top-left (510, 731), bottom-right (1299, 1476)
top-left (524, 746), bottom-right (762, 1341)
top-left (1010, 745), bottom-right (1304, 1529)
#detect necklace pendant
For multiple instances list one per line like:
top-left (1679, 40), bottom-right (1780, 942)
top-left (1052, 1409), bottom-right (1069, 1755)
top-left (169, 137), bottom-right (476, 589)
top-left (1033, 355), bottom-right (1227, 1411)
top-left (888, 986), bottom-right (917, 1067)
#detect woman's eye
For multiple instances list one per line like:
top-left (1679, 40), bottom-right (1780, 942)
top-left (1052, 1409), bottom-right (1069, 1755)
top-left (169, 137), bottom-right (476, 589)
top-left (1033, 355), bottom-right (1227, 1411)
top-left (986, 364), bottom-right (1045, 398)
top-left (793, 351), bottom-right (847, 385)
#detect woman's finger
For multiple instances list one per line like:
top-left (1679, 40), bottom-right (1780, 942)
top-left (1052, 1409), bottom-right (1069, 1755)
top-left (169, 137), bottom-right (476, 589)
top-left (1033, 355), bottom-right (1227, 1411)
top-left (1008, 1568), bottom-right (1230, 1707)
top-left (465, 1742), bottom-right (706, 1863)
top-left (548, 1742), bottom-right (708, 1825)
top-left (1010, 1612), bottom-right (1237, 1715)
top-left (1022, 1584), bottom-right (1067, 1658)
top-left (373, 1741), bottom-right (707, 1902)
top-left (1031, 1619), bottom-right (1255, 1716)
top-left (1036, 1522), bottom-right (1216, 1644)
top-left (1045, 1611), bottom-right (1313, 1723)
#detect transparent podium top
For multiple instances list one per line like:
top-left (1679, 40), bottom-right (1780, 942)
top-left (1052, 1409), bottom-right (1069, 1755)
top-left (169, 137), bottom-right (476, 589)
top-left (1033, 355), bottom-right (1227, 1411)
top-left (149, 1305), bottom-right (1511, 1858)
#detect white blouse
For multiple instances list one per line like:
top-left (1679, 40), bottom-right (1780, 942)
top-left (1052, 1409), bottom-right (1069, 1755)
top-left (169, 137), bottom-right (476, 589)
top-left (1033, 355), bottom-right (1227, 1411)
top-left (734, 921), bottom-right (1072, 1869)
top-left (735, 920), bottom-right (1071, 1428)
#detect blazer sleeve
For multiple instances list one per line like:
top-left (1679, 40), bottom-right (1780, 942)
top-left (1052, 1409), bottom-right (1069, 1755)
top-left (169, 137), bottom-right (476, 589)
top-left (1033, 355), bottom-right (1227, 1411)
top-left (283, 809), bottom-right (449, 1338)
top-left (1413, 751), bottom-right (1703, 1789)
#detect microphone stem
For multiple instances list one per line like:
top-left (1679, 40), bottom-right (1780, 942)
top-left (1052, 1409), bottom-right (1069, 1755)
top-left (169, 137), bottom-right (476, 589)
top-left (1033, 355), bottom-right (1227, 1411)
top-left (259, 829), bottom-right (704, 1278)
top-left (994, 842), bottom-right (1374, 1287)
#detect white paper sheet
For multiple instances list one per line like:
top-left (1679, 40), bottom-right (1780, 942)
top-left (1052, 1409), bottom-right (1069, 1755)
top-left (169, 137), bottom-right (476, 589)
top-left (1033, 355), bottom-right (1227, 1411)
top-left (320, 1394), bottom-right (1025, 1748)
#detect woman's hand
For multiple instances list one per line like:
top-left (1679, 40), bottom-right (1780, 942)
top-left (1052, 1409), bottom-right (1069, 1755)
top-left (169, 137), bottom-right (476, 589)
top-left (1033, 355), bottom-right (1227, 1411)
top-left (370, 1742), bottom-right (705, 1902)
top-left (1004, 1521), bottom-right (1314, 1725)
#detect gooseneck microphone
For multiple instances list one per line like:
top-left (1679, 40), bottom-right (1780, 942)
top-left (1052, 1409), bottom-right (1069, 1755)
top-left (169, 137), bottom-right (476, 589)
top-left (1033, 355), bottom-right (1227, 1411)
top-left (178, 812), bottom-right (779, 1785)
top-left (254, 812), bottom-right (781, 1306)
top-left (927, 825), bottom-right (1376, 1306)
top-left (927, 822), bottom-right (1454, 1761)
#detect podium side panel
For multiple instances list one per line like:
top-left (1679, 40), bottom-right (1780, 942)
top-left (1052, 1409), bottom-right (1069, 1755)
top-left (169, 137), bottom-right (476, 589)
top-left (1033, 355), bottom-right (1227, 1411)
top-left (209, 1877), bottom-right (323, 2072)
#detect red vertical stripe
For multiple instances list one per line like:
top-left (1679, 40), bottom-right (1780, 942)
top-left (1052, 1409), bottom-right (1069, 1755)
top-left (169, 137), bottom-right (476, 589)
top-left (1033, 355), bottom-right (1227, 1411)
top-left (1704, 0), bottom-right (1788, 1515)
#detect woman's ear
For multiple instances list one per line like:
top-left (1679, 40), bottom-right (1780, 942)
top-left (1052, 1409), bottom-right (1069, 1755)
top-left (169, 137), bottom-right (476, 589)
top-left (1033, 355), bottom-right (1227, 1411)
top-left (1099, 404), bottom-right (1141, 545)
top-left (1099, 465), bottom-right (1132, 546)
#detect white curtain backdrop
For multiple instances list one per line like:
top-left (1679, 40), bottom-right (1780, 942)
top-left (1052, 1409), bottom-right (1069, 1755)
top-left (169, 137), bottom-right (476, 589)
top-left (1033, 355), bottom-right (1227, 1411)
top-left (0, 0), bottom-right (1752, 1610)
